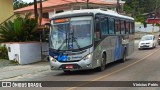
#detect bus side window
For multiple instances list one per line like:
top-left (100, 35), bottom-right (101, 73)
top-left (121, 20), bottom-right (125, 34)
top-left (95, 17), bottom-right (101, 40)
top-left (115, 19), bottom-right (120, 34)
top-left (129, 22), bottom-right (131, 34)
top-left (126, 21), bottom-right (129, 34)
top-left (108, 18), bottom-right (115, 35)
top-left (130, 22), bottom-right (134, 34)
top-left (132, 22), bottom-right (135, 34)
top-left (100, 17), bottom-right (108, 36)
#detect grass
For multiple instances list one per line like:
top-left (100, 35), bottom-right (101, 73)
top-left (0, 59), bottom-right (4, 63)
top-left (9, 60), bottom-right (19, 65)
top-left (0, 59), bottom-right (19, 68)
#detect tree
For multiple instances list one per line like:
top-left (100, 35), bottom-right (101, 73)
top-left (13, 0), bottom-right (33, 10)
top-left (123, 0), bottom-right (160, 23)
top-left (0, 13), bottom-right (39, 42)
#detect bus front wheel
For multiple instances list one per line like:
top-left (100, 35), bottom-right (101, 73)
top-left (96, 54), bottom-right (106, 72)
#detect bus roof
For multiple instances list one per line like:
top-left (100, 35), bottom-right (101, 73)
top-left (51, 9), bottom-right (134, 20)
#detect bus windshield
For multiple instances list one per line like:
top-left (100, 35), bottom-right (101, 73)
top-left (50, 16), bottom-right (93, 51)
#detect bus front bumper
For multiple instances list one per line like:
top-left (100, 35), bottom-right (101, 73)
top-left (50, 57), bottom-right (93, 70)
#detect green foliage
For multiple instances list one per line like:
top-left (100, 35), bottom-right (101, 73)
top-left (13, 0), bottom-right (47, 10)
top-left (0, 13), bottom-right (39, 42)
top-left (0, 21), bottom-right (14, 42)
top-left (13, 0), bottom-right (33, 10)
top-left (9, 60), bottom-right (19, 65)
top-left (135, 15), bottom-right (146, 23)
top-left (123, 5), bottom-right (132, 14)
top-left (123, 0), bottom-right (160, 23)
top-left (0, 45), bottom-right (8, 59)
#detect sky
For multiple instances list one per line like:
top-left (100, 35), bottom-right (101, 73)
top-left (22, 0), bottom-right (33, 3)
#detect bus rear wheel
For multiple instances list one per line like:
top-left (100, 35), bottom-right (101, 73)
top-left (96, 54), bottom-right (106, 72)
top-left (120, 49), bottom-right (126, 63)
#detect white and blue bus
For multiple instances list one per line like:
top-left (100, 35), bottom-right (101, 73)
top-left (49, 9), bottom-right (135, 72)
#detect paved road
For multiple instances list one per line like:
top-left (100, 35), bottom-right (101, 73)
top-left (1, 40), bottom-right (160, 90)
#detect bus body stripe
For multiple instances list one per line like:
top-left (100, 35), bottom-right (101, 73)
top-left (114, 36), bottom-right (122, 61)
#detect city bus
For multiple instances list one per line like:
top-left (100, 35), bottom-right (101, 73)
top-left (49, 9), bottom-right (135, 72)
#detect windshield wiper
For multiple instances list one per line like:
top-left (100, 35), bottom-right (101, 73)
top-left (52, 24), bottom-right (82, 51)
top-left (70, 32), bottom-right (82, 51)
top-left (57, 33), bottom-right (82, 51)
top-left (57, 33), bottom-right (68, 51)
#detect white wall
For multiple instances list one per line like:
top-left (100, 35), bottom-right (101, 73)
top-left (135, 23), bottom-right (160, 32)
top-left (49, 11), bottom-right (55, 19)
top-left (19, 42), bottom-right (41, 64)
top-left (41, 42), bottom-right (49, 56)
top-left (6, 43), bottom-right (20, 61)
top-left (6, 42), bottom-right (42, 65)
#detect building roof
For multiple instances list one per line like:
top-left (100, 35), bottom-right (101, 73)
top-left (14, 0), bottom-right (117, 13)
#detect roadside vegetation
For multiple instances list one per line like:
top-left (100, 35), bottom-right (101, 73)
top-left (123, 0), bottom-right (160, 23)
top-left (0, 13), bottom-right (39, 66)
top-left (0, 45), bottom-right (8, 59)
top-left (0, 13), bottom-right (39, 42)
top-left (0, 45), bottom-right (18, 67)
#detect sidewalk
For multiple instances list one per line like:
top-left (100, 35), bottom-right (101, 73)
top-left (0, 61), bottom-right (50, 81)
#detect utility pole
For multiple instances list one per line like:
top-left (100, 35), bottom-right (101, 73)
top-left (116, 0), bottom-right (120, 13)
top-left (152, 0), bottom-right (158, 34)
top-left (39, 0), bottom-right (43, 25)
top-left (34, 0), bottom-right (38, 19)
top-left (87, 0), bottom-right (89, 9)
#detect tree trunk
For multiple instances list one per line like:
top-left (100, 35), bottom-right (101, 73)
top-left (34, 0), bottom-right (38, 18)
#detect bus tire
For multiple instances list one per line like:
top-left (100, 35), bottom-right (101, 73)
top-left (96, 54), bottom-right (106, 72)
top-left (120, 49), bottom-right (126, 63)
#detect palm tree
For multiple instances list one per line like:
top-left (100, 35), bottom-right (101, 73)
top-left (0, 20), bottom-right (15, 42)
top-left (0, 13), bottom-right (38, 42)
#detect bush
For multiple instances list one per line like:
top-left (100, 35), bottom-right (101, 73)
top-left (0, 13), bottom-right (39, 42)
top-left (0, 45), bottom-right (8, 59)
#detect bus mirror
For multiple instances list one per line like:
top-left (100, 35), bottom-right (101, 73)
top-left (42, 23), bottom-right (50, 42)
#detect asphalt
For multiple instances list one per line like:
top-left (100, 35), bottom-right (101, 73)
top-left (1, 40), bottom-right (160, 90)
top-left (0, 61), bottom-right (50, 80)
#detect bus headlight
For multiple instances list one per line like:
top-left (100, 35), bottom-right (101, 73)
top-left (83, 54), bottom-right (91, 60)
top-left (49, 56), bottom-right (57, 62)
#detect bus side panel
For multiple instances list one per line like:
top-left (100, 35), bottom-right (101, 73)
top-left (92, 34), bottom-right (135, 69)
top-left (125, 35), bottom-right (134, 56)
top-left (92, 36), bottom-right (124, 68)
top-left (113, 36), bottom-right (124, 61)
top-left (128, 35), bottom-right (134, 56)
top-left (92, 41), bottom-right (102, 68)
top-left (92, 36), bottom-right (113, 68)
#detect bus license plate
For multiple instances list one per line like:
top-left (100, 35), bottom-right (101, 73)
top-left (66, 65), bottom-right (73, 69)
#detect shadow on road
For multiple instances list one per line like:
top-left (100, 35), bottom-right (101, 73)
top-left (54, 59), bottom-right (132, 76)
top-left (138, 48), bottom-right (156, 51)
top-left (55, 69), bottom-right (96, 76)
